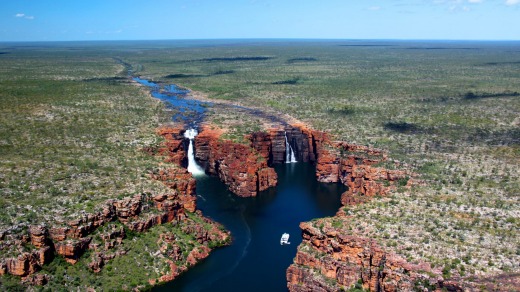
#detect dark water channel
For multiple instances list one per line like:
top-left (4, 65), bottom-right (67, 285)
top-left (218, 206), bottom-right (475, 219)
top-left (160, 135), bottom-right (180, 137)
top-left (134, 77), bottom-right (346, 291)
top-left (156, 163), bottom-right (345, 292)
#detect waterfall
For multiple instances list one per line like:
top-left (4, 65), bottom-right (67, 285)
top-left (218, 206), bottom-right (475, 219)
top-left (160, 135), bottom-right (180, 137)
top-left (284, 131), bottom-right (297, 163)
top-left (184, 129), bottom-right (205, 176)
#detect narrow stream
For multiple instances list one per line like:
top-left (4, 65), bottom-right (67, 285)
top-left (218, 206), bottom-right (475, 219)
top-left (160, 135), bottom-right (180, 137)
top-left (132, 77), bottom-right (209, 128)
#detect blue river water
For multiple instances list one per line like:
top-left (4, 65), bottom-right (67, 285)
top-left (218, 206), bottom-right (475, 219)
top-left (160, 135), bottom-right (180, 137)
top-left (155, 163), bottom-right (345, 292)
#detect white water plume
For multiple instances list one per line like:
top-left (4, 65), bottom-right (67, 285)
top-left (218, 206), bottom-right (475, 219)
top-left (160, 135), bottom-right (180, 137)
top-left (184, 129), bottom-right (205, 176)
top-left (284, 131), bottom-right (297, 163)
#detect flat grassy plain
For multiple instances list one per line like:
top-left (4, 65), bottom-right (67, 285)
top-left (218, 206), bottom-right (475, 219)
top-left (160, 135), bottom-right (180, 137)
top-left (0, 45), bottom-right (170, 228)
top-left (127, 40), bottom-right (519, 281)
top-left (0, 40), bottom-right (518, 289)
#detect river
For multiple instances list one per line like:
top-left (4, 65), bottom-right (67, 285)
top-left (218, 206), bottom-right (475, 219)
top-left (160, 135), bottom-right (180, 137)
top-left (155, 162), bottom-right (345, 292)
top-left (134, 77), bottom-right (345, 292)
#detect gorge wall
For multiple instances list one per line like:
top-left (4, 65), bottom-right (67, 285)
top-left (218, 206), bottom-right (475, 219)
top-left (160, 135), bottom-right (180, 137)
top-left (157, 125), bottom-right (469, 291)
top-left (286, 220), bottom-right (464, 292)
top-left (272, 126), bottom-right (467, 291)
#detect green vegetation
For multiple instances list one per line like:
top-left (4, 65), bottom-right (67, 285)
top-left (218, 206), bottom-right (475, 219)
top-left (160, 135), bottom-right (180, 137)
top-left (0, 46), bottom-right (172, 230)
top-left (0, 40), bottom-right (518, 288)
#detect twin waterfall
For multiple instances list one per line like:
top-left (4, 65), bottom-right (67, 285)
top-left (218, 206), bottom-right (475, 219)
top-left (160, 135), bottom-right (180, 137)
top-left (184, 129), bottom-right (206, 176)
top-left (285, 132), bottom-right (297, 163)
top-left (185, 129), bottom-right (296, 176)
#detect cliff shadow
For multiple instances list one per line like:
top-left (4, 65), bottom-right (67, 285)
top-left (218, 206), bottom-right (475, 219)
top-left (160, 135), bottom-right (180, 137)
top-left (83, 76), bottom-right (131, 84)
top-left (479, 61), bottom-right (520, 66)
top-left (174, 56), bottom-right (273, 64)
top-left (383, 121), bottom-right (423, 134)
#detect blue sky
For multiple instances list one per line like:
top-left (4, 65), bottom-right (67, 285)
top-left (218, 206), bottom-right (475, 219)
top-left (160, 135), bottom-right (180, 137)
top-left (1, 0), bottom-right (519, 41)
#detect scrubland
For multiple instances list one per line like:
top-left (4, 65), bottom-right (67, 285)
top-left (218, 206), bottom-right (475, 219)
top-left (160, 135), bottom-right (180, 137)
top-left (0, 40), bottom-right (518, 288)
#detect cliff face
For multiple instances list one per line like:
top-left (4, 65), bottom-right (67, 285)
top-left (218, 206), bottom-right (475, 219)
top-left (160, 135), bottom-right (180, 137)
top-left (194, 125), bottom-right (278, 197)
top-left (188, 123), bottom-right (403, 200)
top-left (287, 220), bottom-right (463, 292)
top-left (0, 126), bottom-right (229, 285)
top-left (281, 126), bottom-right (468, 291)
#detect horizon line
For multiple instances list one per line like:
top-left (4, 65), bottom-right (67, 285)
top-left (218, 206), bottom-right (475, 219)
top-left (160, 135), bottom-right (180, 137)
top-left (1, 37), bottom-right (520, 44)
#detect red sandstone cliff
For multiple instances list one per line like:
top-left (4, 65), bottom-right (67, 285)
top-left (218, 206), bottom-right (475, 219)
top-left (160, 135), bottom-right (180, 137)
top-left (193, 125), bottom-right (278, 197)
top-left (287, 220), bottom-right (464, 292)
top-left (282, 125), bottom-right (468, 291)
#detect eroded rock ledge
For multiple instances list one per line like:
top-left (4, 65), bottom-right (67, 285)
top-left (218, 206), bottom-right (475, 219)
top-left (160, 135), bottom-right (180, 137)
top-left (287, 220), bottom-right (463, 292)
top-left (0, 126), bottom-right (229, 287)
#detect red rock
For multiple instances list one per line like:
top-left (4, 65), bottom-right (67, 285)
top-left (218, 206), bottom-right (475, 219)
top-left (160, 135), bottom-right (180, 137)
top-left (257, 167), bottom-right (278, 192)
top-left (88, 253), bottom-right (104, 273)
top-left (49, 227), bottom-right (68, 241)
top-left (195, 125), bottom-right (278, 197)
top-left (54, 237), bottom-right (91, 264)
top-left (249, 131), bottom-right (272, 163)
top-left (287, 220), bottom-right (465, 292)
top-left (29, 225), bottom-right (48, 248)
top-left (186, 245), bottom-right (210, 266)
top-left (6, 253), bottom-right (39, 277)
top-left (315, 149), bottom-right (340, 183)
top-left (0, 261), bottom-right (6, 275)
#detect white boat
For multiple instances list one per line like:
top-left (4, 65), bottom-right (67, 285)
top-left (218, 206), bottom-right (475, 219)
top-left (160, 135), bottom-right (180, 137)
top-left (280, 233), bottom-right (290, 245)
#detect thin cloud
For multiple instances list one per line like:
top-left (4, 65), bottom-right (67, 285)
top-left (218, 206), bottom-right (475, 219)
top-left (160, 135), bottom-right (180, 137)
top-left (468, 0), bottom-right (483, 3)
top-left (505, 0), bottom-right (519, 5)
top-left (15, 13), bottom-right (35, 20)
top-left (368, 6), bottom-right (381, 10)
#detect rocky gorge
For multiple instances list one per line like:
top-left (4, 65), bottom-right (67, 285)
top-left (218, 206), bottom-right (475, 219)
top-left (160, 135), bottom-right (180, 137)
top-left (157, 121), bottom-right (460, 291)
top-left (180, 122), bottom-right (471, 291)
top-left (1, 108), bottom-right (472, 291)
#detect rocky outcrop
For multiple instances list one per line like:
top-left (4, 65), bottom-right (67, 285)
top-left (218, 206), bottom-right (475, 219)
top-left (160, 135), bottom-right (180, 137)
top-left (287, 220), bottom-right (464, 292)
top-left (249, 131), bottom-right (273, 164)
top-left (151, 126), bottom-right (188, 166)
top-left (283, 125), bottom-right (456, 291)
top-left (54, 238), bottom-right (92, 264)
top-left (149, 209), bottom-right (230, 286)
top-left (269, 130), bottom-right (287, 164)
top-left (0, 128), bottom-right (222, 283)
top-left (2, 248), bottom-right (52, 277)
top-left (193, 125), bottom-right (278, 197)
